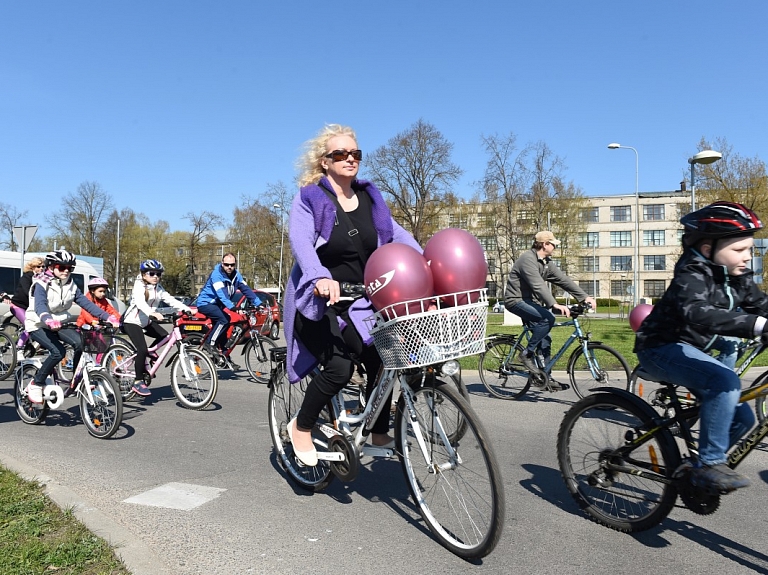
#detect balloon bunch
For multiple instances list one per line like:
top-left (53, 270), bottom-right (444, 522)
top-left (364, 228), bottom-right (488, 319)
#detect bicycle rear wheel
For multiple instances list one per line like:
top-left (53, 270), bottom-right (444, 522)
top-left (267, 365), bottom-right (334, 492)
top-left (14, 363), bottom-right (49, 424)
top-left (478, 336), bottom-right (531, 399)
top-left (80, 371), bottom-right (123, 439)
top-left (101, 342), bottom-right (137, 401)
top-left (395, 384), bottom-right (504, 559)
top-left (244, 337), bottom-right (277, 383)
top-left (171, 347), bottom-right (218, 410)
top-left (752, 370), bottom-right (768, 422)
top-left (567, 343), bottom-right (630, 399)
top-left (0, 331), bottom-right (17, 380)
top-left (557, 392), bottom-right (680, 532)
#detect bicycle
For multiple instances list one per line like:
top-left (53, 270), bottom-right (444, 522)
top-left (180, 300), bottom-right (277, 383)
top-left (557, 364), bottom-right (768, 533)
top-left (268, 287), bottom-right (504, 559)
top-left (0, 328), bottom-right (17, 380)
top-left (101, 311), bottom-right (219, 410)
top-left (478, 303), bottom-right (630, 399)
top-left (14, 322), bottom-right (123, 439)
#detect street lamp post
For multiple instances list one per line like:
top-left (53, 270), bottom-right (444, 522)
top-left (273, 203), bottom-right (286, 300)
top-left (688, 150), bottom-right (723, 211)
top-left (608, 143), bottom-right (640, 307)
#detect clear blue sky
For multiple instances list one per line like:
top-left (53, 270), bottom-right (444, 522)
top-left (2, 1), bottom-right (766, 236)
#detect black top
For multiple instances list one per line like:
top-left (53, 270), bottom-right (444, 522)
top-left (317, 190), bottom-right (378, 284)
top-left (11, 271), bottom-right (34, 309)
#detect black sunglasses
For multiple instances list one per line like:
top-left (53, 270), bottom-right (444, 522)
top-left (222, 262), bottom-right (236, 268)
top-left (324, 149), bottom-right (363, 162)
top-left (145, 270), bottom-right (162, 277)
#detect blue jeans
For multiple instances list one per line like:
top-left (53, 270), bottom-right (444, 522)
top-left (29, 327), bottom-right (82, 385)
top-left (198, 303), bottom-right (230, 351)
top-left (506, 300), bottom-right (554, 357)
top-left (637, 342), bottom-right (754, 465)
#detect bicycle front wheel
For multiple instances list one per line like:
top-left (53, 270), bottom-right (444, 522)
top-left (171, 347), bottom-right (218, 410)
top-left (267, 365), bottom-right (334, 492)
top-left (14, 363), bottom-right (49, 424)
top-left (395, 383), bottom-right (504, 559)
top-left (558, 392), bottom-right (680, 532)
top-left (478, 336), bottom-right (531, 399)
top-left (567, 343), bottom-right (630, 399)
top-left (0, 330), bottom-right (17, 380)
top-left (101, 342), bottom-right (137, 401)
top-left (80, 371), bottom-right (123, 439)
top-left (244, 337), bottom-right (277, 383)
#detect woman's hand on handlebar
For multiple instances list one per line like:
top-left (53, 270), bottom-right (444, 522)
top-left (314, 278), bottom-right (340, 305)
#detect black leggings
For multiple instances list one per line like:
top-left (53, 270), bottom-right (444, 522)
top-left (122, 322), bottom-right (168, 381)
top-left (295, 308), bottom-right (389, 435)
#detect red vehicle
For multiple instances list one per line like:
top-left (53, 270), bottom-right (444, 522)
top-left (177, 294), bottom-right (277, 383)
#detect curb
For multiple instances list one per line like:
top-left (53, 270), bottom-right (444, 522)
top-left (0, 451), bottom-right (173, 575)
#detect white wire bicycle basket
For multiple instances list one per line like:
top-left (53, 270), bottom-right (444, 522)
top-left (367, 288), bottom-right (488, 369)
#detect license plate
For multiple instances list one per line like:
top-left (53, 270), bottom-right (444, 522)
top-left (184, 325), bottom-right (203, 331)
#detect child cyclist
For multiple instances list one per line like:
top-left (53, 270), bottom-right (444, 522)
top-left (77, 278), bottom-right (120, 327)
top-left (121, 259), bottom-right (191, 397)
top-left (25, 251), bottom-right (120, 403)
top-left (634, 201), bottom-right (768, 493)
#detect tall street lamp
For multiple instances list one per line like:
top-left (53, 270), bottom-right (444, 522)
top-left (689, 149), bottom-right (723, 211)
top-left (273, 203), bottom-right (286, 300)
top-left (608, 143), bottom-right (640, 307)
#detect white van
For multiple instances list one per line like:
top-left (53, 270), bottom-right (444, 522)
top-left (0, 251), bottom-right (123, 331)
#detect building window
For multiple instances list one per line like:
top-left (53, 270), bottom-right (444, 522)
top-left (580, 207), bottom-right (599, 222)
top-left (644, 230), bottom-right (665, 246)
top-left (611, 279), bottom-right (632, 298)
top-left (610, 231), bottom-right (632, 247)
top-left (610, 206), bottom-right (631, 222)
top-left (610, 256), bottom-right (632, 271)
top-left (580, 232), bottom-right (599, 248)
top-left (645, 280), bottom-right (666, 297)
top-left (516, 210), bottom-right (534, 225)
top-left (486, 281), bottom-right (498, 298)
top-left (578, 280), bottom-right (599, 297)
top-left (477, 236), bottom-right (497, 251)
top-left (487, 257), bottom-right (496, 274)
top-left (449, 213), bottom-right (469, 228)
top-left (579, 256), bottom-right (598, 272)
top-left (644, 255), bottom-right (666, 271)
top-left (644, 204), bottom-right (665, 221)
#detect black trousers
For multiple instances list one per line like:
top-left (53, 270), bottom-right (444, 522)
top-left (295, 305), bottom-right (389, 435)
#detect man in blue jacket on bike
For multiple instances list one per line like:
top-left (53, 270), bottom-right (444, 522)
top-left (197, 253), bottom-right (264, 370)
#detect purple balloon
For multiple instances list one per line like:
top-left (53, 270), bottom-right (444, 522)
top-left (364, 243), bottom-right (434, 318)
top-left (424, 228), bottom-right (487, 305)
top-left (629, 304), bottom-right (653, 332)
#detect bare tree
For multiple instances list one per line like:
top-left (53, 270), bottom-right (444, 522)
top-left (46, 181), bottom-right (114, 255)
top-left (183, 210), bottom-right (224, 291)
top-left (692, 136), bottom-right (768, 218)
top-left (0, 204), bottom-right (30, 250)
top-left (366, 119), bottom-right (463, 245)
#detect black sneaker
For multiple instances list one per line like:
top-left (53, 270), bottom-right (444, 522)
top-left (689, 463), bottom-right (750, 493)
top-left (520, 352), bottom-right (540, 374)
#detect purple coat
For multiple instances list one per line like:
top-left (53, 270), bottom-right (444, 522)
top-left (283, 177), bottom-right (421, 383)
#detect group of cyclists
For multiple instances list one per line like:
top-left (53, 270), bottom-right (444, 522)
top-left (2, 250), bottom-right (264, 402)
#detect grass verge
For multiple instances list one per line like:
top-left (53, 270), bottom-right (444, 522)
top-left (0, 464), bottom-right (130, 575)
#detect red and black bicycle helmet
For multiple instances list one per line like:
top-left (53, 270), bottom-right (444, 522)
top-left (681, 201), bottom-right (763, 247)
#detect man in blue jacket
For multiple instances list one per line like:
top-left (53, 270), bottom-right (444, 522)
top-left (197, 253), bottom-right (263, 369)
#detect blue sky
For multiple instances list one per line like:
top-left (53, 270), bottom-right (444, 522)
top-left (1, 1), bottom-right (766, 236)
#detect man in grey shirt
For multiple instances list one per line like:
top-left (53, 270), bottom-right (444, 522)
top-left (504, 231), bottom-right (597, 379)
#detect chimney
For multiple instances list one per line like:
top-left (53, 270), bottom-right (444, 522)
top-left (680, 180), bottom-right (687, 192)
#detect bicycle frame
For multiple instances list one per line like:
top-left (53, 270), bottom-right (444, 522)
top-left (512, 314), bottom-right (598, 375)
top-left (109, 321), bottom-right (197, 382)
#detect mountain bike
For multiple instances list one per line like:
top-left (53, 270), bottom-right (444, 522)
top-left (557, 366), bottom-right (768, 533)
top-left (101, 311), bottom-right (218, 410)
top-left (478, 303), bottom-right (630, 399)
top-left (268, 287), bottom-right (504, 559)
top-left (180, 300), bottom-right (277, 382)
top-left (14, 322), bottom-right (123, 439)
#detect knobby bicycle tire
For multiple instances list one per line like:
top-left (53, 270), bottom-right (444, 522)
top-left (394, 383), bottom-right (505, 558)
top-left (557, 391), bottom-right (680, 532)
top-left (478, 336), bottom-right (531, 399)
top-left (267, 364), bottom-right (334, 492)
top-left (567, 342), bottom-right (631, 399)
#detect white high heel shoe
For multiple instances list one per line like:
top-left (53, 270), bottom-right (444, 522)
top-left (287, 418), bottom-right (318, 466)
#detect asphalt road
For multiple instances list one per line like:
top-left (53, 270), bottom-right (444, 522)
top-left (2, 357), bottom-right (768, 575)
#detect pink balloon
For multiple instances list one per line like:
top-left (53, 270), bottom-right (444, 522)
top-left (629, 304), bottom-right (653, 332)
top-left (424, 228), bottom-right (487, 305)
top-left (364, 243), bottom-right (434, 319)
